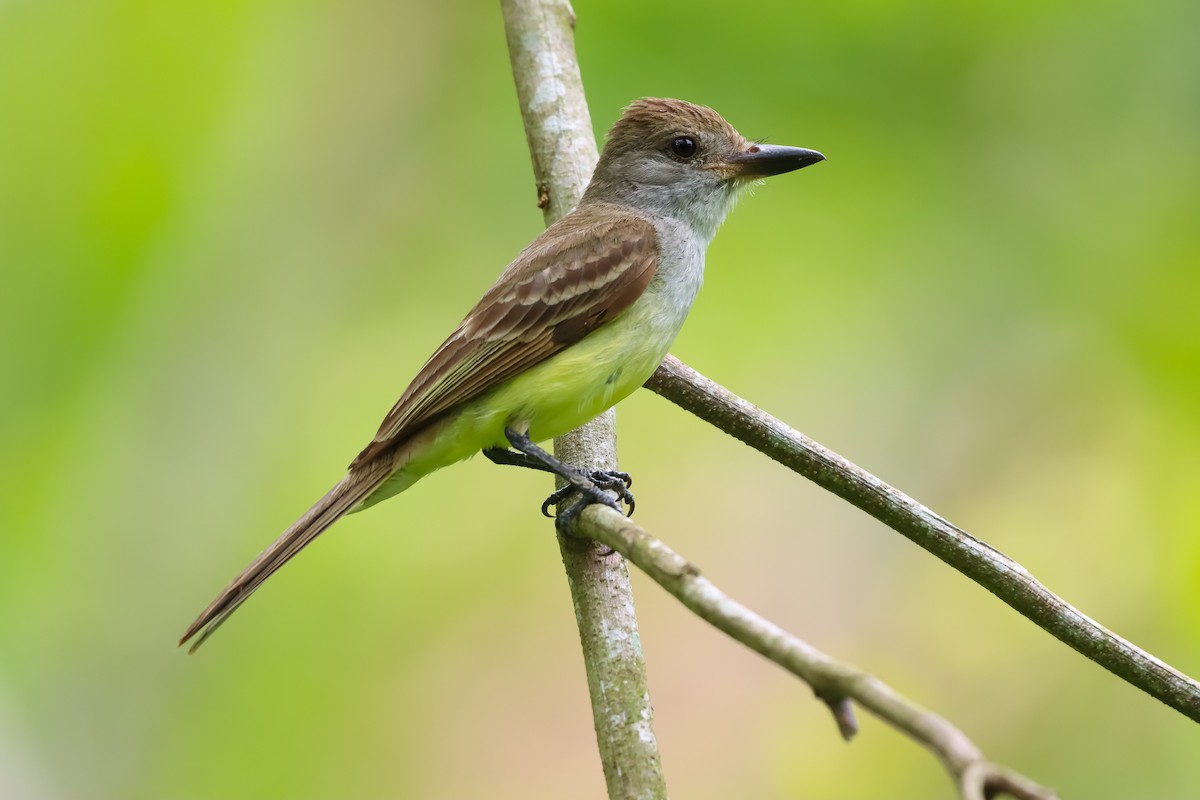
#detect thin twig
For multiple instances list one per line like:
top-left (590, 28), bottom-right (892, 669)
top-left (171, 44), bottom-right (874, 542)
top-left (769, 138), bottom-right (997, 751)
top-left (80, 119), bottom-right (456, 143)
top-left (501, 1), bottom-right (668, 797)
top-left (573, 504), bottom-right (1059, 800)
top-left (645, 354), bottom-right (1200, 722)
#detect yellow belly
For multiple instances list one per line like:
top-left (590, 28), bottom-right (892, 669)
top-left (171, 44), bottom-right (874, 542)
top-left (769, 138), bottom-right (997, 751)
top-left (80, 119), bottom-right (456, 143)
top-left (357, 296), bottom-right (679, 509)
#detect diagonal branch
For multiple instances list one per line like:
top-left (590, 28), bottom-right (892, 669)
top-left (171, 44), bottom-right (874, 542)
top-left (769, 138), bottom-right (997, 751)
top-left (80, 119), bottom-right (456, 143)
top-left (572, 503), bottom-right (1059, 800)
top-left (645, 353), bottom-right (1200, 722)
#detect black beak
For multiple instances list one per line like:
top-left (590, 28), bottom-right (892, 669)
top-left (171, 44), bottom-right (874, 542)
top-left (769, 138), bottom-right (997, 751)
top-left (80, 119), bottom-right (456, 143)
top-left (726, 144), bottom-right (826, 177)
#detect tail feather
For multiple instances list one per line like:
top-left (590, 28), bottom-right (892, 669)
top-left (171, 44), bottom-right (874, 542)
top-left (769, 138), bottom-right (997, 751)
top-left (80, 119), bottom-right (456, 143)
top-left (180, 460), bottom-right (393, 653)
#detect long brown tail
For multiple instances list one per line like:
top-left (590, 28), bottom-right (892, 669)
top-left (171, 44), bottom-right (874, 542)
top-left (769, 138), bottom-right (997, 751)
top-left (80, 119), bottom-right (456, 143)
top-left (180, 459), bottom-right (394, 653)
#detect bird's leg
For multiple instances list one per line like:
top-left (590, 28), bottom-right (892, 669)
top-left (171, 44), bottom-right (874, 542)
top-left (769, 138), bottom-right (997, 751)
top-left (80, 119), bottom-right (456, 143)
top-left (482, 447), bottom-right (555, 473)
top-left (484, 445), bottom-right (634, 499)
top-left (499, 428), bottom-right (635, 526)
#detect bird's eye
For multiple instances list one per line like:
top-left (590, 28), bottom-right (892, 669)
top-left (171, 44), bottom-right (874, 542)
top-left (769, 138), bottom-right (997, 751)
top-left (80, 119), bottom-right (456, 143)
top-left (670, 136), bottom-right (697, 158)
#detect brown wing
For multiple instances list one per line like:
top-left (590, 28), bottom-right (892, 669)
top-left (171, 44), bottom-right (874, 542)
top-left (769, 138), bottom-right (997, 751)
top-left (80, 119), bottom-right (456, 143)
top-left (350, 207), bottom-right (658, 468)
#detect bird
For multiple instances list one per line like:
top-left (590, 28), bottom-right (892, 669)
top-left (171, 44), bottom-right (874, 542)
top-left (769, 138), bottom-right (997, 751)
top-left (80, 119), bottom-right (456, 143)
top-left (180, 98), bottom-right (824, 652)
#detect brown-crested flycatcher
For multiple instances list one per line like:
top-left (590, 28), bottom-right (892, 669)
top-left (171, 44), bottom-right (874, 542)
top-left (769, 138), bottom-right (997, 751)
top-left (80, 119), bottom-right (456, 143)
top-left (181, 98), bottom-right (824, 651)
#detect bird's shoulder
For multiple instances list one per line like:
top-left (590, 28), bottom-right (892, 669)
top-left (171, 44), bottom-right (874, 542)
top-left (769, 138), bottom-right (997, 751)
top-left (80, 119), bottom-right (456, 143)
top-left (476, 203), bottom-right (660, 307)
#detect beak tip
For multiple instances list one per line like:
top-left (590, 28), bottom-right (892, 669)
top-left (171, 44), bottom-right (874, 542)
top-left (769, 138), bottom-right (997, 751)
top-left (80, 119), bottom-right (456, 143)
top-left (801, 151), bottom-right (827, 168)
top-left (730, 144), bottom-right (827, 177)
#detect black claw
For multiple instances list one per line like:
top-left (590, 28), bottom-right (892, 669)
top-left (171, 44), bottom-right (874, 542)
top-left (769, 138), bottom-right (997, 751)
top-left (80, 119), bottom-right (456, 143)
top-left (541, 484), bottom-right (575, 517)
top-left (541, 469), bottom-right (633, 524)
top-left (596, 470), bottom-right (632, 489)
top-left (584, 470), bottom-right (635, 517)
top-left (591, 470), bottom-right (632, 490)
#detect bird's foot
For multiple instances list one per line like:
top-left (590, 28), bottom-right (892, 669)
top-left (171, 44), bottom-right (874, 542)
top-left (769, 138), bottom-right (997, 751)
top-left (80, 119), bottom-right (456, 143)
top-left (541, 469), bottom-right (635, 528)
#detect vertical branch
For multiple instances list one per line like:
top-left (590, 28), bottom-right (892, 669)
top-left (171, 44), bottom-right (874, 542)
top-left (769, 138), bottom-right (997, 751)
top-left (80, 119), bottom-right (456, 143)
top-left (502, 0), bottom-right (596, 224)
top-left (501, 2), bottom-right (668, 797)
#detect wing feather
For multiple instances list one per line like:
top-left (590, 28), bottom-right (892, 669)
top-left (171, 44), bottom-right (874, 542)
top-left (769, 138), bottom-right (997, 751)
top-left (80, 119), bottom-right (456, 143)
top-left (350, 207), bottom-right (658, 468)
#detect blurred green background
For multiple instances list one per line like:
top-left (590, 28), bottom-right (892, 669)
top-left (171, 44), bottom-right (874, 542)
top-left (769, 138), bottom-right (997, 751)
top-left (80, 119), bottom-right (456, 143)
top-left (2, 0), bottom-right (1198, 797)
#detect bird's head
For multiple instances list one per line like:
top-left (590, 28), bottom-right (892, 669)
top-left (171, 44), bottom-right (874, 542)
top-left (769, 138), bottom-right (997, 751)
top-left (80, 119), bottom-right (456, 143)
top-left (584, 98), bottom-right (824, 240)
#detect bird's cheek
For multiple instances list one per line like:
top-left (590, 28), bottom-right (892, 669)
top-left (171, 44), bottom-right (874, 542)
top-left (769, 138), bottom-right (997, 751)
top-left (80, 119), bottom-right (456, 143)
top-left (626, 160), bottom-right (678, 187)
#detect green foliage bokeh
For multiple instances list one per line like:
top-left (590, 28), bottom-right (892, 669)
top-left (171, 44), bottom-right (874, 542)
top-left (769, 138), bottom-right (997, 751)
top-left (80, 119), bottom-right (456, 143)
top-left (1, 0), bottom-right (1198, 797)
